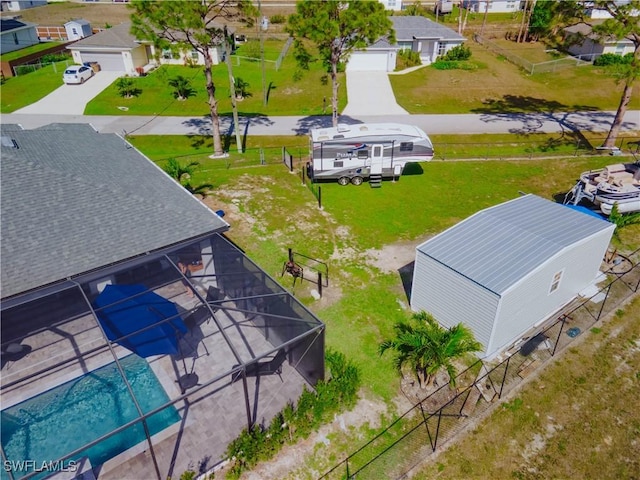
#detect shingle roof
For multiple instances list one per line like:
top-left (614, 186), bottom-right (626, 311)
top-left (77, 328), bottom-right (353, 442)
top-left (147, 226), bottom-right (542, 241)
top-left (0, 18), bottom-right (37, 33)
top-left (416, 195), bottom-right (614, 295)
top-left (67, 22), bottom-right (138, 50)
top-left (391, 16), bottom-right (466, 42)
top-left (0, 124), bottom-right (229, 299)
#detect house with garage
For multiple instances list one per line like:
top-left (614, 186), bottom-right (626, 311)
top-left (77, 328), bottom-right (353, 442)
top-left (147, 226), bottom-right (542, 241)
top-left (462, 0), bottom-right (522, 13)
top-left (0, 123), bottom-right (325, 479)
top-left (410, 194), bottom-right (615, 359)
top-left (564, 22), bottom-right (636, 61)
top-left (67, 21), bottom-right (228, 75)
top-left (347, 16), bottom-right (465, 72)
top-left (0, 0), bottom-right (46, 12)
top-left (0, 18), bottom-right (39, 54)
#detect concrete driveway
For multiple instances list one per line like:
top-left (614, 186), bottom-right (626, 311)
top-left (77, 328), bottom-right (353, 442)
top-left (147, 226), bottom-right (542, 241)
top-left (341, 71), bottom-right (409, 117)
top-left (14, 71), bottom-right (124, 115)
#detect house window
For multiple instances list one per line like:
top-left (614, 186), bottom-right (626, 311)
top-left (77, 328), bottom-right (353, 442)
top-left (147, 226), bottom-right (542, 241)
top-left (162, 49), bottom-right (172, 60)
top-left (190, 50), bottom-right (199, 60)
top-left (549, 270), bottom-right (563, 294)
top-left (437, 42), bottom-right (447, 56)
top-left (399, 142), bottom-right (413, 152)
top-left (397, 41), bottom-right (413, 51)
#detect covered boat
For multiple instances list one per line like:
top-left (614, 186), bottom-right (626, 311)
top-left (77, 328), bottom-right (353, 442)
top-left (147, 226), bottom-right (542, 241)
top-left (565, 162), bottom-right (640, 214)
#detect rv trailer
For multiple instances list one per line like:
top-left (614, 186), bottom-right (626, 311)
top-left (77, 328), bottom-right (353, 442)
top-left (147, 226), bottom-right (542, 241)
top-left (307, 123), bottom-right (434, 187)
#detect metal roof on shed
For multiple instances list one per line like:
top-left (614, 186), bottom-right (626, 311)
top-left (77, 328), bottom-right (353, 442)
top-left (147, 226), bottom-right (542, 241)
top-left (416, 195), bottom-right (614, 295)
top-left (0, 123), bottom-right (228, 300)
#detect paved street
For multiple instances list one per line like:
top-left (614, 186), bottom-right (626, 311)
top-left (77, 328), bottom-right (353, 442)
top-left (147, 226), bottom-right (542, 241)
top-left (3, 110), bottom-right (639, 137)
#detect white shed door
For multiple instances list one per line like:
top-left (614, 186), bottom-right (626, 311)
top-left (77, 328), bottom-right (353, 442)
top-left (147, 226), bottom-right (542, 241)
top-left (79, 52), bottom-right (125, 71)
top-left (347, 52), bottom-right (389, 72)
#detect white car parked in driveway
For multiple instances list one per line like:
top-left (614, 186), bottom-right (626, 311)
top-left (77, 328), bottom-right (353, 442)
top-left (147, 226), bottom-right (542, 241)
top-left (63, 65), bottom-right (94, 85)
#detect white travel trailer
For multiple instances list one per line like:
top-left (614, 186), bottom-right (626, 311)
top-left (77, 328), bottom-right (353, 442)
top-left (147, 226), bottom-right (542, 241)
top-left (307, 123), bottom-right (434, 187)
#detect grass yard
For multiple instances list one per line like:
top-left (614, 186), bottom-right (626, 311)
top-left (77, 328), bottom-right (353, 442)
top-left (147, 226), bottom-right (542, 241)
top-left (130, 133), bottom-right (639, 403)
top-left (85, 39), bottom-right (346, 117)
top-left (0, 60), bottom-right (67, 113)
top-left (413, 296), bottom-right (640, 480)
top-left (391, 42), bottom-right (640, 114)
top-left (0, 42), bottom-right (64, 62)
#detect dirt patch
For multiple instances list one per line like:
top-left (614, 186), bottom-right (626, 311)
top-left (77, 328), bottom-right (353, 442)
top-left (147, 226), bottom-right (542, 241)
top-left (215, 397), bottom-right (388, 480)
top-left (364, 237), bottom-right (431, 274)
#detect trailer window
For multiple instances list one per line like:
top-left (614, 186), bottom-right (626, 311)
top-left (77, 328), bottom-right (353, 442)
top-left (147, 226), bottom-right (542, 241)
top-left (357, 150), bottom-right (369, 159)
top-left (399, 142), bottom-right (414, 152)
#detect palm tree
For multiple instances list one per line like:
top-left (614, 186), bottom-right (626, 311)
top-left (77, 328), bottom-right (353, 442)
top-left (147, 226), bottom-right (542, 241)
top-left (379, 311), bottom-right (482, 389)
top-left (163, 157), bottom-right (199, 183)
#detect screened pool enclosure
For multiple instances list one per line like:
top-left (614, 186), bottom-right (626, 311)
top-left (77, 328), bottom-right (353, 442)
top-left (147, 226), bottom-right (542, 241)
top-left (1, 233), bottom-right (325, 480)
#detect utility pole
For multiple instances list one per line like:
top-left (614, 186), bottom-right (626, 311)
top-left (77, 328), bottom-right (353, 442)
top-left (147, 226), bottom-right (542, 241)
top-left (223, 26), bottom-right (243, 153)
top-left (258, 0), bottom-right (268, 107)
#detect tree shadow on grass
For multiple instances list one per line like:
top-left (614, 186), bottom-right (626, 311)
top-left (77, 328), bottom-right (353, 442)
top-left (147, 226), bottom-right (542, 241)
top-left (469, 95), bottom-right (636, 148)
top-left (182, 114), bottom-right (275, 151)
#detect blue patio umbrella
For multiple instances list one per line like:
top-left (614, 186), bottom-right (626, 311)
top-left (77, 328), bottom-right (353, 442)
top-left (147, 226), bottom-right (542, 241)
top-left (94, 284), bottom-right (188, 357)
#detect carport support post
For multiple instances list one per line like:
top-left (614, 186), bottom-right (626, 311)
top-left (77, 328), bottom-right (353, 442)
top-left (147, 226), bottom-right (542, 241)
top-left (241, 373), bottom-right (253, 429)
top-left (318, 272), bottom-right (322, 297)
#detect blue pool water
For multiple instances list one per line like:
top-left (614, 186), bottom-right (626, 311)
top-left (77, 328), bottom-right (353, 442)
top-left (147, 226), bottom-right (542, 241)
top-left (1, 355), bottom-right (180, 479)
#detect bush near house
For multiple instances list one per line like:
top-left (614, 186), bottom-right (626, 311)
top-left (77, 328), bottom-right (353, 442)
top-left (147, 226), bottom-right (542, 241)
top-left (395, 49), bottom-right (422, 71)
top-left (593, 52), bottom-right (634, 66)
top-left (224, 349), bottom-right (360, 479)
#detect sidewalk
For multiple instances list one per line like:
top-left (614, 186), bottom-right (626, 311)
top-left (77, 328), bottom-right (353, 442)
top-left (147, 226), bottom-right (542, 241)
top-left (3, 110), bottom-right (639, 137)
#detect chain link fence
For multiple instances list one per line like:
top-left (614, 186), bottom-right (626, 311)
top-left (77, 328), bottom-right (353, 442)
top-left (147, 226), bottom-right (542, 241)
top-left (320, 249), bottom-right (640, 479)
top-left (13, 59), bottom-right (71, 76)
top-left (474, 34), bottom-right (591, 75)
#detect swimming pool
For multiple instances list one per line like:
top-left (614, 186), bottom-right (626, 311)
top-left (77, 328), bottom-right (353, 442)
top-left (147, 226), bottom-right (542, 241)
top-left (1, 355), bottom-right (180, 479)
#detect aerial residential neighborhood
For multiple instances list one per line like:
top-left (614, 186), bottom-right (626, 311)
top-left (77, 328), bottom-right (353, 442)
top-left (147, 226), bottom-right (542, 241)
top-left (1, 1), bottom-right (639, 480)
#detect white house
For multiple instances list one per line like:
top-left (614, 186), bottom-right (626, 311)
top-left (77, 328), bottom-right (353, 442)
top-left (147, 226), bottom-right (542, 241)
top-left (64, 19), bottom-right (92, 41)
top-left (67, 22), bottom-right (226, 75)
top-left (379, 0), bottom-right (403, 11)
top-left (0, 18), bottom-right (39, 54)
top-left (347, 16), bottom-right (466, 72)
top-left (462, 0), bottom-right (522, 13)
top-left (0, 0), bottom-right (46, 12)
top-left (564, 23), bottom-right (636, 61)
top-left (410, 195), bottom-right (615, 359)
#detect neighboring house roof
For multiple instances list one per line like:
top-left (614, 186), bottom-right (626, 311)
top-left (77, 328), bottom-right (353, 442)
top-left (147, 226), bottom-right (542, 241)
top-left (0, 123), bottom-right (229, 300)
top-left (391, 16), bottom-right (466, 42)
top-left (564, 22), bottom-right (635, 44)
top-left (0, 18), bottom-right (37, 33)
top-left (64, 19), bottom-right (91, 27)
top-left (67, 22), bottom-right (138, 50)
top-left (416, 194), bottom-right (613, 295)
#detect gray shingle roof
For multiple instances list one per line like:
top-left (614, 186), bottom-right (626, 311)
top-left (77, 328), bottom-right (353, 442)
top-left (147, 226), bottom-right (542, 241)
top-left (1, 18), bottom-right (37, 33)
top-left (67, 22), bottom-right (139, 50)
top-left (416, 195), bottom-right (614, 295)
top-left (1, 124), bottom-right (228, 299)
top-left (390, 16), bottom-right (466, 42)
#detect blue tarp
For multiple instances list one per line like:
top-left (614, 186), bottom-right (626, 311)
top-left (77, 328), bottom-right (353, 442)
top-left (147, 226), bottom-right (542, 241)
top-left (94, 284), bottom-right (188, 357)
top-left (563, 204), bottom-right (610, 221)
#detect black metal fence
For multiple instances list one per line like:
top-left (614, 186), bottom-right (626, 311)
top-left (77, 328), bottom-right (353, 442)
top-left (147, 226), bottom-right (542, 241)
top-left (319, 248), bottom-right (640, 479)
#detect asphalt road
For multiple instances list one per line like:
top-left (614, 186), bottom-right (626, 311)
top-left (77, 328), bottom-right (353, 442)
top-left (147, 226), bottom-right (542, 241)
top-left (2, 110), bottom-right (639, 137)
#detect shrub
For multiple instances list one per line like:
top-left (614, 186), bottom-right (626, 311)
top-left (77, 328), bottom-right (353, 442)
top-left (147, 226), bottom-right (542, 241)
top-left (443, 44), bottom-right (472, 61)
top-left (168, 75), bottom-right (195, 100)
top-left (270, 14), bottom-right (286, 24)
top-left (40, 53), bottom-right (71, 63)
top-left (432, 60), bottom-right (476, 71)
top-left (395, 49), bottom-right (422, 71)
top-left (224, 348), bottom-right (361, 479)
top-left (593, 52), bottom-right (633, 66)
top-left (115, 77), bottom-right (141, 98)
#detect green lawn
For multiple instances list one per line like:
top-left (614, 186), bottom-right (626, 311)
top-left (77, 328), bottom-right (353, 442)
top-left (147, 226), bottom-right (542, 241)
top-left (0, 60), bottom-right (68, 113)
top-left (0, 42), bottom-right (64, 62)
top-left (129, 133), bottom-right (638, 401)
top-left (85, 39), bottom-right (346, 116)
top-left (391, 42), bottom-right (639, 114)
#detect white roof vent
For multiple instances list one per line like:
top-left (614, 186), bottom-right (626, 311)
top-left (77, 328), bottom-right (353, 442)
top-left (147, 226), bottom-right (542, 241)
top-left (336, 124), bottom-right (350, 133)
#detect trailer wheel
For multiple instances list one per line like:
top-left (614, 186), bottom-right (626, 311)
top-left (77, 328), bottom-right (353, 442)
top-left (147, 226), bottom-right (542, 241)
top-left (351, 176), bottom-right (363, 186)
top-left (337, 176), bottom-right (350, 186)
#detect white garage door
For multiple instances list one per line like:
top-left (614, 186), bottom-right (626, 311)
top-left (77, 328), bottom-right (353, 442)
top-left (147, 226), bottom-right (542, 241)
top-left (347, 52), bottom-right (389, 72)
top-left (79, 52), bottom-right (125, 71)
